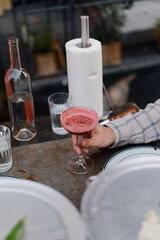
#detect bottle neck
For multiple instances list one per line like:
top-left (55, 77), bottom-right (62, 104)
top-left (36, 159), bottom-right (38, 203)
top-left (8, 37), bottom-right (22, 69)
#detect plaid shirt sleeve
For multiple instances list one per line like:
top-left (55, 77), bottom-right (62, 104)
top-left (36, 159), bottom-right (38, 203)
top-left (106, 99), bottom-right (160, 148)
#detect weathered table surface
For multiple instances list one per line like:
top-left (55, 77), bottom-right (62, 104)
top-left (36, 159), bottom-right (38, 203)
top-left (2, 115), bottom-right (158, 210)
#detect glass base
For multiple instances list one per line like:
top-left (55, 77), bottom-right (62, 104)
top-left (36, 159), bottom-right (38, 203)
top-left (67, 155), bottom-right (94, 175)
top-left (13, 128), bottom-right (37, 141)
top-left (0, 161), bottom-right (12, 173)
top-left (52, 126), bottom-right (68, 135)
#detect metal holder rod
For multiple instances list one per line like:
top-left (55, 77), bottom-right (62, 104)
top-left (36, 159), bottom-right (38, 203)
top-left (80, 15), bottom-right (89, 48)
top-left (80, 15), bottom-right (112, 117)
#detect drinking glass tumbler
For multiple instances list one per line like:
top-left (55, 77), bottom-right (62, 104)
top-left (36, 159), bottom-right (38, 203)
top-left (48, 92), bottom-right (71, 135)
top-left (0, 125), bottom-right (12, 172)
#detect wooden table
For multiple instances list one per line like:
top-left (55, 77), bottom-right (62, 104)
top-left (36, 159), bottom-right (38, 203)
top-left (2, 113), bottom-right (158, 210)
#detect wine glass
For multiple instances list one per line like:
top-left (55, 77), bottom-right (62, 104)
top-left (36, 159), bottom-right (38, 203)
top-left (61, 107), bottom-right (98, 174)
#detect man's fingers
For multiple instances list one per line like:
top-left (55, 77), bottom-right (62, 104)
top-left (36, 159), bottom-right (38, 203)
top-left (73, 141), bottom-right (89, 154)
top-left (72, 134), bottom-right (78, 146)
top-left (72, 134), bottom-right (90, 154)
top-left (81, 139), bottom-right (89, 147)
top-left (81, 147), bottom-right (89, 154)
top-left (72, 135), bottom-right (81, 155)
top-left (73, 145), bottom-right (82, 155)
top-left (82, 138), bottom-right (95, 148)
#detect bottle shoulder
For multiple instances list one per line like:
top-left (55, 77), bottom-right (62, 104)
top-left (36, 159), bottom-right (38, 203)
top-left (6, 67), bottom-right (30, 74)
top-left (5, 67), bottom-right (30, 81)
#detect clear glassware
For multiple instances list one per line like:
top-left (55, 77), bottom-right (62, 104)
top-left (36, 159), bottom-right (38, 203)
top-left (61, 107), bottom-right (98, 174)
top-left (4, 36), bottom-right (37, 141)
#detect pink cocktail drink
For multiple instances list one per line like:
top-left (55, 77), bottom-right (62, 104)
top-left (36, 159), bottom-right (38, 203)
top-left (61, 107), bottom-right (98, 134)
top-left (61, 107), bottom-right (98, 174)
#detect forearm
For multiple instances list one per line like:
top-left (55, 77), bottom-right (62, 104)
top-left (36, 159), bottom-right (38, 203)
top-left (106, 99), bottom-right (160, 148)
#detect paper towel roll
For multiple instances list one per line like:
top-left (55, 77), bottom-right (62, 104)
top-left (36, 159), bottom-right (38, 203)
top-left (65, 38), bottom-right (103, 117)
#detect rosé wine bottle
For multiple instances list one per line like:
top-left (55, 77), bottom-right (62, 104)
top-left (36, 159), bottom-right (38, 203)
top-left (5, 36), bottom-right (37, 141)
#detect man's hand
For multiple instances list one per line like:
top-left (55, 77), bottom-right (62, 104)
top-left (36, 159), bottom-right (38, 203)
top-left (72, 124), bottom-right (116, 155)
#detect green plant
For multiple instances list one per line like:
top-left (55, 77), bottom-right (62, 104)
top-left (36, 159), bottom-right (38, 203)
top-left (91, 4), bottom-right (126, 43)
top-left (33, 25), bottom-right (53, 53)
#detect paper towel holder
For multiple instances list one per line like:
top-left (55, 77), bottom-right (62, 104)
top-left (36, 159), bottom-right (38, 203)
top-left (81, 15), bottom-right (90, 48)
top-left (76, 42), bottom-right (92, 48)
top-left (80, 15), bottom-right (112, 120)
top-left (79, 15), bottom-right (112, 120)
top-left (100, 83), bottom-right (113, 121)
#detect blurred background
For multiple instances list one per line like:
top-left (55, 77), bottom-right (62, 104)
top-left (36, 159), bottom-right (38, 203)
top-left (1, 0), bottom-right (160, 122)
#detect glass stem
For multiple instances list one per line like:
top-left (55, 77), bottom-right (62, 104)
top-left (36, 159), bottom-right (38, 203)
top-left (77, 135), bottom-right (86, 169)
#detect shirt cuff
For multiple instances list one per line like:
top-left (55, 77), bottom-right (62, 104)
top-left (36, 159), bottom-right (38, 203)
top-left (105, 113), bottom-right (134, 148)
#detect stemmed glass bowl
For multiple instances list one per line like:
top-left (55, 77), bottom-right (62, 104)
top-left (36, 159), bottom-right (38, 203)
top-left (61, 106), bottom-right (98, 174)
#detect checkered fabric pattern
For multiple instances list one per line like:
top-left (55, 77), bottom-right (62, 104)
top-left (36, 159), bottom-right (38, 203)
top-left (106, 99), bottom-right (160, 148)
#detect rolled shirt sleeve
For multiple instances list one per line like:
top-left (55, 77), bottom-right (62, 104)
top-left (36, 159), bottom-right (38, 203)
top-left (106, 99), bottom-right (160, 148)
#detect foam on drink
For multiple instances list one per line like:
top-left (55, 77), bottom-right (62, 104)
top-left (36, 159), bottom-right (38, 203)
top-left (61, 107), bottom-right (98, 134)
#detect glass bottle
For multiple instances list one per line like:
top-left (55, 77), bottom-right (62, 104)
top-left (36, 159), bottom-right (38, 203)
top-left (4, 36), bottom-right (37, 141)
